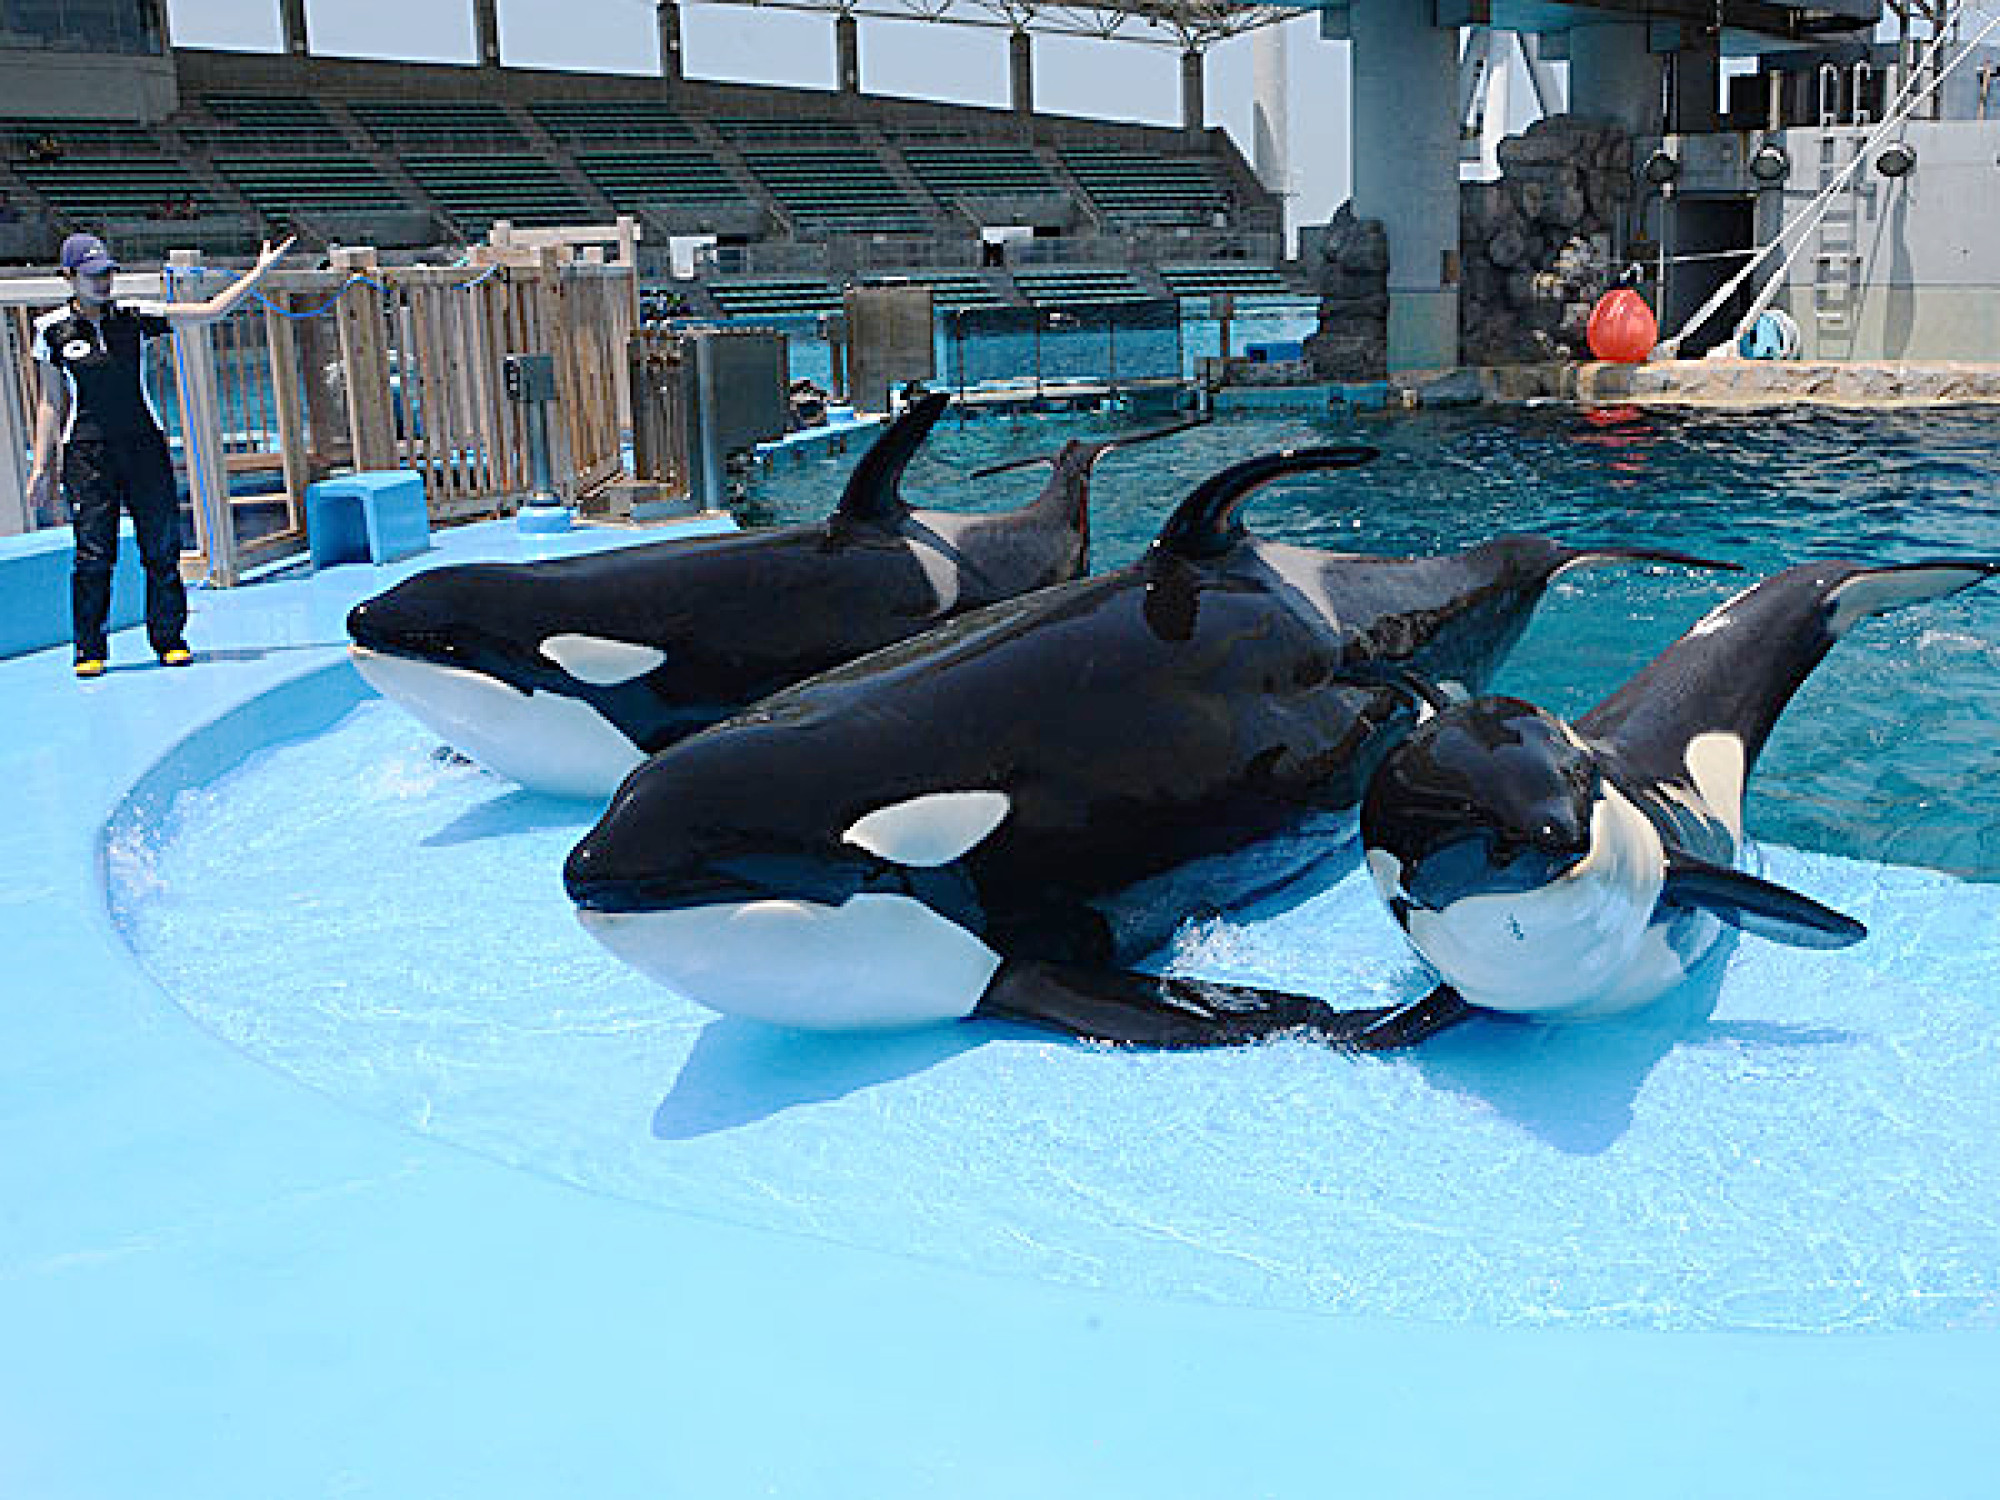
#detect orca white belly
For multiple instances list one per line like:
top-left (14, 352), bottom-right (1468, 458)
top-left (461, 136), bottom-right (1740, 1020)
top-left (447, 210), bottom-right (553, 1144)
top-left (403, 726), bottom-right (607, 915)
top-left (350, 646), bottom-right (643, 799)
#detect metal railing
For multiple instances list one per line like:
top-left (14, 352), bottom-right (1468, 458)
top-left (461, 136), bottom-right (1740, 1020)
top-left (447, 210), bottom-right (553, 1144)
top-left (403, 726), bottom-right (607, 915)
top-left (943, 297), bottom-right (1183, 396)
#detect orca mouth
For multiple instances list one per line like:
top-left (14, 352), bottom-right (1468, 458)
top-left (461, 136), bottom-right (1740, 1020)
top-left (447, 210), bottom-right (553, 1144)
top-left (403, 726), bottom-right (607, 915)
top-left (347, 599), bottom-right (478, 671)
top-left (564, 845), bottom-right (986, 932)
top-left (1402, 833), bottom-right (1588, 912)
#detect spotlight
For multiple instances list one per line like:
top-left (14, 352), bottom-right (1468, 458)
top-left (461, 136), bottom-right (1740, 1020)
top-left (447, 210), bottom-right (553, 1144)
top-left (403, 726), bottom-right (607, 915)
top-left (1749, 142), bottom-right (1790, 183)
top-left (1876, 141), bottom-right (1916, 177)
top-left (1641, 150), bottom-right (1681, 186)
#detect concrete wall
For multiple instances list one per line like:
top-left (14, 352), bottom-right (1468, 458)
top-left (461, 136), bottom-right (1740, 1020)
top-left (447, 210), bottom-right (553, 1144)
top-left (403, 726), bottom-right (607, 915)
top-left (0, 47), bottom-right (178, 122)
top-left (1770, 120), bottom-right (2000, 360)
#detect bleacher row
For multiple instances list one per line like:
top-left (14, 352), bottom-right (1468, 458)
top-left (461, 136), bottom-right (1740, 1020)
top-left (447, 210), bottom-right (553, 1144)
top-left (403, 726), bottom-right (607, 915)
top-left (5, 94), bottom-right (1246, 239)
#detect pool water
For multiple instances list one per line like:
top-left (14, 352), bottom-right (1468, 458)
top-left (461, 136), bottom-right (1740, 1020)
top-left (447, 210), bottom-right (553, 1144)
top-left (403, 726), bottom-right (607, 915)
top-left (108, 404), bottom-right (2000, 1334)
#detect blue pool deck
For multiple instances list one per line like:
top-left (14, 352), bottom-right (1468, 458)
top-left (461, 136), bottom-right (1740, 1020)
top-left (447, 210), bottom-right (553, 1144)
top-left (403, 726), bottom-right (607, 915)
top-left (3, 518), bottom-right (1998, 1499)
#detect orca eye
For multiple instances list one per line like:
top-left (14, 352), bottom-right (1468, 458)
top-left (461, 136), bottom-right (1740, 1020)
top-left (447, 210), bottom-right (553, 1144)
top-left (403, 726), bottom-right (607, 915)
top-left (842, 791), bottom-right (1010, 868)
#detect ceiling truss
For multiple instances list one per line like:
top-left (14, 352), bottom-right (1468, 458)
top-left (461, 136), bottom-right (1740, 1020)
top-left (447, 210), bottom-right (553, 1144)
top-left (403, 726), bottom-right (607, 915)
top-left (683, 0), bottom-right (1305, 51)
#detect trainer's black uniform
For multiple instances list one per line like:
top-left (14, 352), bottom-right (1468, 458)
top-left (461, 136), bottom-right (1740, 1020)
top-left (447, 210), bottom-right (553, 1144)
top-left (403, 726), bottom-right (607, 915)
top-left (31, 300), bottom-right (187, 663)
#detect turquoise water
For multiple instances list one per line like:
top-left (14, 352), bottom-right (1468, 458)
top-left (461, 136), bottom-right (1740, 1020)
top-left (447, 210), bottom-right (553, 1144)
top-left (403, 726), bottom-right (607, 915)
top-left (106, 404), bottom-right (2000, 1334)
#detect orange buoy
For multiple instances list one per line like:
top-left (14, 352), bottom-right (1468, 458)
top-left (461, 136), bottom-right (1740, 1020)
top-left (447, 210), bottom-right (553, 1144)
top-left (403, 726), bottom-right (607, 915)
top-left (1586, 289), bottom-right (1658, 364)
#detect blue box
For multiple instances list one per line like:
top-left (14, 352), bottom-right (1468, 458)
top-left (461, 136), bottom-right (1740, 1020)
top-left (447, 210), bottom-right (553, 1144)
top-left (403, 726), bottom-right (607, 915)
top-left (306, 472), bottom-right (430, 570)
top-left (0, 519), bottom-right (143, 660)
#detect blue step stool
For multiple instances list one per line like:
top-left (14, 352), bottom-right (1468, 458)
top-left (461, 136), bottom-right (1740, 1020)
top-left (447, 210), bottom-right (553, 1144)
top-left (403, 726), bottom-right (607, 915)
top-left (306, 471), bottom-right (430, 570)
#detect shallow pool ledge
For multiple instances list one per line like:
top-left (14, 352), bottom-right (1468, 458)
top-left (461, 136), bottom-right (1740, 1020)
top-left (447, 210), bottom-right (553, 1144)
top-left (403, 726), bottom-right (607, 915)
top-left (1482, 358), bottom-right (2000, 408)
top-left (2, 518), bottom-right (1999, 1499)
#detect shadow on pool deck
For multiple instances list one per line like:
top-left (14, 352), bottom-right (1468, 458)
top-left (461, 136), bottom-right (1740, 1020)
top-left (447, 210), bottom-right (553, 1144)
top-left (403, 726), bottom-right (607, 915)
top-left (421, 785), bottom-right (600, 848)
top-left (653, 1014), bottom-right (991, 1139)
top-left (1411, 952), bottom-right (1858, 1156)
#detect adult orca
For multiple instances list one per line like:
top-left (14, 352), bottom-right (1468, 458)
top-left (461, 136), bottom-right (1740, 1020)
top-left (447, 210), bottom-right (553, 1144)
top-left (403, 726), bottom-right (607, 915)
top-left (1359, 556), bottom-right (2000, 1030)
top-left (563, 444), bottom-right (1731, 1046)
top-left (347, 393), bottom-right (1199, 797)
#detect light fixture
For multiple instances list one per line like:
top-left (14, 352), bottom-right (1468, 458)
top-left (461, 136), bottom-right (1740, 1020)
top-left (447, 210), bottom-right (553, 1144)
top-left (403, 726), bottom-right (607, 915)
top-left (1877, 141), bottom-right (1917, 177)
top-left (1641, 150), bottom-right (1681, 186)
top-left (1750, 142), bottom-right (1790, 183)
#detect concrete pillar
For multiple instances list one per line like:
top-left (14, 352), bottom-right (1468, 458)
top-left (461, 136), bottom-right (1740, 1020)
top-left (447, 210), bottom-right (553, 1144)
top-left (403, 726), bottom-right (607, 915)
top-left (1349, 0), bottom-right (1459, 371)
top-left (657, 0), bottom-right (682, 84)
top-left (836, 12), bottom-right (861, 95)
top-left (1669, 31), bottom-right (1722, 133)
top-left (1180, 49), bottom-right (1205, 138)
top-left (1252, 22), bottom-right (1290, 238)
top-left (1568, 21), bottom-right (1662, 137)
top-left (279, 0), bottom-right (308, 57)
top-left (474, 0), bottom-right (501, 67)
top-left (1009, 29), bottom-right (1033, 115)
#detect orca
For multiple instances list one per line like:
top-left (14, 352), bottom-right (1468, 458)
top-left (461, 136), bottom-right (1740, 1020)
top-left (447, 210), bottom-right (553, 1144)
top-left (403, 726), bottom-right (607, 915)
top-left (1359, 556), bottom-right (2000, 1030)
top-left (563, 443), bottom-right (1732, 1046)
top-left (347, 393), bottom-right (1200, 797)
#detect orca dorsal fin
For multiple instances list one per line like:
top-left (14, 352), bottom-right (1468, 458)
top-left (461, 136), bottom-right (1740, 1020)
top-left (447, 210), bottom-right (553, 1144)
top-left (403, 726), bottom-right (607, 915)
top-left (1660, 850), bottom-right (1866, 950)
top-left (1152, 446), bottom-right (1380, 561)
top-left (830, 390), bottom-right (951, 530)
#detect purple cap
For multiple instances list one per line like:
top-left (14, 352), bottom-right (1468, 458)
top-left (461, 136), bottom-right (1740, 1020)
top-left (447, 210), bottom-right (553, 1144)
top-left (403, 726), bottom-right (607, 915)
top-left (59, 233), bottom-right (117, 276)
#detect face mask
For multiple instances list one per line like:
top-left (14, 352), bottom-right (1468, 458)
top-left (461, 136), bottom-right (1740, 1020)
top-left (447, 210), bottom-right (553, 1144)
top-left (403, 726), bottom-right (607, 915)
top-left (73, 271), bottom-right (114, 306)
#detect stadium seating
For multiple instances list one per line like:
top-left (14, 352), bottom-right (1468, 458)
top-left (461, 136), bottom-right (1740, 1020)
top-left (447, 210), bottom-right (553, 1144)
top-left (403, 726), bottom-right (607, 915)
top-left (7, 118), bottom-right (220, 220)
top-left (191, 94), bottom-right (348, 153)
top-left (531, 100), bottom-right (696, 145)
top-left (715, 118), bottom-right (861, 143)
top-left (401, 154), bottom-right (590, 229)
top-left (1012, 266), bottom-right (1153, 306)
top-left (902, 146), bottom-right (1055, 207)
top-left (742, 148), bottom-right (928, 236)
top-left (1157, 263), bottom-right (1297, 299)
top-left (1058, 147), bottom-right (1232, 223)
top-left (707, 277), bottom-right (844, 317)
top-left (214, 155), bottom-right (403, 220)
top-left (349, 99), bottom-right (524, 149)
top-left (893, 270), bottom-right (1003, 308)
top-left (574, 151), bottom-right (741, 210)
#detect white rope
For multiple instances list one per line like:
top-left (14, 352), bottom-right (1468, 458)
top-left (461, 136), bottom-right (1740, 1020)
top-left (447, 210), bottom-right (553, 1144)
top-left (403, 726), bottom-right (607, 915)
top-left (1721, 5), bottom-right (2000, 348)
top-left (1654, 4), bottom-right (2000, 358)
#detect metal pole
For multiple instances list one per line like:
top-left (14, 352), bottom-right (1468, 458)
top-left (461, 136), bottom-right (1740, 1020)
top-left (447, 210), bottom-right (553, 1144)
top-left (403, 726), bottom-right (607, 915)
top-left (692, 331), bottom-right (725, 510)
top-left (0, 320), bottom-right (30, 537)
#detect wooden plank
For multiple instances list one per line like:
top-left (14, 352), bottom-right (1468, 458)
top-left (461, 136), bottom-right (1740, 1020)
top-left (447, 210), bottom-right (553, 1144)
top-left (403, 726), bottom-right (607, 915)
top-left (404, 284), bottom-right (445, 506)
top-left (266, 300), bottom-right (316, 548)
top-left (330, 251), bottom-right (397, 473)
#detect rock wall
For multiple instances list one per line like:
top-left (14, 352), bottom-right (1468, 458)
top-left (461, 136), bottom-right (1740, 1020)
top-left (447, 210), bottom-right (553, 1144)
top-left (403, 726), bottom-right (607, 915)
top-left (1302, 203), bottom-right (1389, 381)
top-left (1461, 114), bottom-right (1634, 365)
top-left (1303, 115), bottom-right (1636, 377)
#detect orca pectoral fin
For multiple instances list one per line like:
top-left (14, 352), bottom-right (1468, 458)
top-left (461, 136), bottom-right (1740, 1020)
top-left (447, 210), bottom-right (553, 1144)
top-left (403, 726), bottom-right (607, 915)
top-left (972, 961), bottom-right (1471, 1051)
top-left (1660, 851), bottom-right (1867, 950)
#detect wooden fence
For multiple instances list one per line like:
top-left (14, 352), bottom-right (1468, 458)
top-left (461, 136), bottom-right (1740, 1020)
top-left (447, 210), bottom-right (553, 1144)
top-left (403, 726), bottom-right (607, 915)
top-left (3, 241), bottom-right (639, 584)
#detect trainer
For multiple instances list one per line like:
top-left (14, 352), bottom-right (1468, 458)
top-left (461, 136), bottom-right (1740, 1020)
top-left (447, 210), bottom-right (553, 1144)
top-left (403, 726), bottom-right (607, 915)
top-left (26, 233), bottom-right (291, 677)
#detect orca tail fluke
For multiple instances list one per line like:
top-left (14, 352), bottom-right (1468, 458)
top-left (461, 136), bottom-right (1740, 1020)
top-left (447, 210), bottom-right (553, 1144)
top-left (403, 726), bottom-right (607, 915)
top-left (972, 961), bottom-right (1472, 1051)
top-left (1820, 557), bottom-right (2000, 638)
top-left (1581, 555), bottom-right (2000, 776)
top-left (968, 413), bottom-right (1211, 481)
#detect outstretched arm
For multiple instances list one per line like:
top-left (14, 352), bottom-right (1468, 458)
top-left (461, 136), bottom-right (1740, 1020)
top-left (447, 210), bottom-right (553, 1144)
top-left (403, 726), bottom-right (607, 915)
top-left (162, 237), bottom-right (294, 327)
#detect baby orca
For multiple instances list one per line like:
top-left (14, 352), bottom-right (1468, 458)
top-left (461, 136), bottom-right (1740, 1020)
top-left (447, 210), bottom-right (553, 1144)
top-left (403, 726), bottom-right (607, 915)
top-left (1362, 556), bottom-right (2000, 1026)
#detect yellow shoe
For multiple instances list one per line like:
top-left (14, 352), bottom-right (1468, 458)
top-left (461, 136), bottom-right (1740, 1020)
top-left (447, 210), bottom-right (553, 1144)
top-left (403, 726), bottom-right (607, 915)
top-left (74, 656), bottom-right (107, 679)
top-left (159, 646), bottom-right (194, 668)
